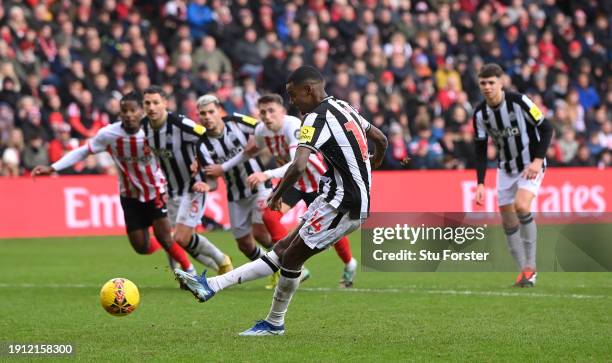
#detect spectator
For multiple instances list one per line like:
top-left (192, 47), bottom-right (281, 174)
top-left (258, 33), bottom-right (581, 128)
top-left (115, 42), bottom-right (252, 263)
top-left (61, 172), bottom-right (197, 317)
top-left (597, 150), bottom-right (611, 169)
top-left (0, 0), bottom-right (608, 177)
top-left (383, 122), bottom-right (409, 170)
top-left (66, 90), bottom-right (105, 139)
top-left (408, 123), bottom-right (444, 169)
top-left (262, 41), bottom-right (287, 94)
top-left (193, 36), bottom-right (232, 76)
top-left (187, 0), bottom-right (213, 40)
top-left (0, 103), bottom-right (16, 147)
top-left (232, 28), bottom-right (264, 80)
top-left (575, 73), bottom-right (601, 112)
top-left (21, 130), bottom-right (48, 172)
top-left (570, 145), bottom-right (596, 167)
top-left (557, 128), bottom-right (579, 164)
top-left (1, 147), bottom-right (20, 177)
top-left (0, 78), bottom-right (19, 109)
top-left (48, 124), bottom-right (78, 165)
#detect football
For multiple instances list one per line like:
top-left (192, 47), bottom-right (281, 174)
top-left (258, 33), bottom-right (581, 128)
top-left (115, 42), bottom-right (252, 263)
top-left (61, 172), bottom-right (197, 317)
top-left (99, 278), bottom-right (140, 317)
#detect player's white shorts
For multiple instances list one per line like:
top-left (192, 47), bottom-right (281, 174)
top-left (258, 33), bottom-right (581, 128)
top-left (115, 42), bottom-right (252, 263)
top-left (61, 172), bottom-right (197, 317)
top-left (496, 169), bottom-right (545, 206)
top-left (167, 192), bottom-right (206, 228)
top-left (299, 195), bottom-right (363, 250)
top-left (229, 189), bottom-right (271, 239)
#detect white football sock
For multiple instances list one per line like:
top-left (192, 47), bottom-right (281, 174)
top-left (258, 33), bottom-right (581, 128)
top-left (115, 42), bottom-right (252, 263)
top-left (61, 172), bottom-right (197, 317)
top-left (247, 245), bottom-right (265, 261)
top-left (519, 213), bottom-right (537, 269)
top-left (346, 257), bottom-right (357, 270)
top-left (265, 267), bottom-right (301, 326)
top-left (207, 251), bottom-right (280, 292)
top-left (504, 225), bottom-right (526, 270)
top-left (187, 234), bottom-right (226, 265)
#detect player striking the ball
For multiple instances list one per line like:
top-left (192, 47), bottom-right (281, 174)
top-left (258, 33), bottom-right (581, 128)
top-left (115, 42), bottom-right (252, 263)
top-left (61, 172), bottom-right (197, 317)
top-left (220, 93), bottom-right (358, 288)
top-left (175, 66), bottom-right (388, 336)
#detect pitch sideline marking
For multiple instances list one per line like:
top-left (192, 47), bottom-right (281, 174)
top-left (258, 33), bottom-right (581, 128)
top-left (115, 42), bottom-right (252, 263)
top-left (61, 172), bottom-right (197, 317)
top-left (300, 287), bottom-right (607, 299)
top-left (0, 283), bottom-right (606, 300)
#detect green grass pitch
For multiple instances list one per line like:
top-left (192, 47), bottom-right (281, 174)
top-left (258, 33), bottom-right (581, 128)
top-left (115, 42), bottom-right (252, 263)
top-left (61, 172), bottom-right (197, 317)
top-left (0, 232), bottom-right (610, 362)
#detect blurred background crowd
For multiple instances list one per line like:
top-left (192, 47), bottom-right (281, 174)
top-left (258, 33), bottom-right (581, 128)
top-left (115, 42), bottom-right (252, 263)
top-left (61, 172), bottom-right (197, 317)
top-left (0, 0), bottom-right (610, 177)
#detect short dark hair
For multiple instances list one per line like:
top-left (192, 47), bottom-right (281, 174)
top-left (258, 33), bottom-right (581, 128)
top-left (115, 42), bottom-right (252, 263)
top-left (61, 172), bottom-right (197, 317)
top-left (286, 65), bottom-right (324, 85)
top-left (257, 93), bottom-right (284, 106)
top-left (143, 85), bottom-right (167, 99)
top-left (478, 63), bottom-right (504, 78)
top-left (120, 91), bottom-right (142, 105)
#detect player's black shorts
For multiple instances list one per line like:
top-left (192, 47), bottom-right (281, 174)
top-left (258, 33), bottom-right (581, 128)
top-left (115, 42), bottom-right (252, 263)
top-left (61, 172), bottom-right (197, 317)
top-left (281, 187), bottom-right (318, 208)
top-left (120, 197), bottom-right (167, 232)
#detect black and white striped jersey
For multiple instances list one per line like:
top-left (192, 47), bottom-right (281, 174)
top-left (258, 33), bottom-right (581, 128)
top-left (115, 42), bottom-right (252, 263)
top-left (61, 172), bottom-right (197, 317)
top-left (298, 96), bottom-right (372, 219)
top-left (199, 113), bottom-right (271, 202)
top-left (141, 112), bottom-right (207, 197)
top-left (473, 91), bottom-right (547, 174)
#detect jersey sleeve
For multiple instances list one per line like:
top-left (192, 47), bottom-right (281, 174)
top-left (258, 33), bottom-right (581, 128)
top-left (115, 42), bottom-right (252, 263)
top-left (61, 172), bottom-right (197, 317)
top-left (519, 95), bottom-right (545, 126)
top-left (254, 123), bottom-right (266, 150)
top-left (51, 145), bottom-right (90, 171)
top-left (87, 126), bottom-right (112, 153)
top-left (178, 116), bottom-right (206, 142)
top-left (298, 112), bottom-right (329, 152)
top-left (227, 113), bottom-right (258, 134)
top-left (359, 115), bottom-right (372, 132)
top-left (472, 108), bottom-right (488, 141)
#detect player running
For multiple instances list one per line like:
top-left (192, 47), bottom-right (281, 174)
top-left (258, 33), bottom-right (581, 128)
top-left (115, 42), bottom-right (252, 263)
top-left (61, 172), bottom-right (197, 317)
top-left (141, 86), bottom-right (232, 275)
top-left (32, 92), bottom-right (196, 275)
top-left (473, 63), bottom-right (553, 287)
top-left (175, 66), bottom-right (388, 336)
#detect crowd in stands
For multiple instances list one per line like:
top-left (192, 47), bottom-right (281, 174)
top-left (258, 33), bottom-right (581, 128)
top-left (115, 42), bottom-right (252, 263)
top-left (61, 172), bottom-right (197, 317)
top-left (0, 0), bottom-right (610, 177)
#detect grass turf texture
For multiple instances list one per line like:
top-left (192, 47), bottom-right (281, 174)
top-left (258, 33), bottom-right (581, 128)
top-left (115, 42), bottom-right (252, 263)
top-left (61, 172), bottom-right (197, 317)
top-left (0, 232), bottom-right (610, 362)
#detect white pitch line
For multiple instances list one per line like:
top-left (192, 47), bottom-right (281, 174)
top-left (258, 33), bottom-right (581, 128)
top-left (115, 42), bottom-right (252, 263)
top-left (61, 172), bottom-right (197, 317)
top-left (0, 283), bottom-right (606, 300)
top-left (299, 287), bottom-right (607, 300)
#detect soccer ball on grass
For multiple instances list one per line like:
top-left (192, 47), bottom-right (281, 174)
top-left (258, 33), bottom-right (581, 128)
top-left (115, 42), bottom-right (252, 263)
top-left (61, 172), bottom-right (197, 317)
top-left (99, 278), bottom-right (140, 316)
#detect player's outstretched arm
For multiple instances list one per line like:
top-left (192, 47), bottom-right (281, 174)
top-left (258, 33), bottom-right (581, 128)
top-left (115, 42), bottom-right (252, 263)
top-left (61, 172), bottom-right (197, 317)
top-left (267, 146), bottom-right (311, 210)
top-left (32, 145), bottom-right (90, 180)
top-left (249, 139), bottom-right (298, 188)
top-left (222, 137), bottom-right (261, 172)
top-left (366, 125), bottom-right (388, 169)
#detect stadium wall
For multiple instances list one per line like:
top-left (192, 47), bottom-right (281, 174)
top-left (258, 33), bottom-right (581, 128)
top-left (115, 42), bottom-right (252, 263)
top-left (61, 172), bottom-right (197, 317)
top-left (0, 168), bottom-right (610, 238)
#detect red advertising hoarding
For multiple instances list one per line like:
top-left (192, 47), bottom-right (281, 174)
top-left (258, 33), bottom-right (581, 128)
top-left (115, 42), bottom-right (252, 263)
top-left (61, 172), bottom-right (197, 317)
top-left (0, 168), bottom-right (610, 238)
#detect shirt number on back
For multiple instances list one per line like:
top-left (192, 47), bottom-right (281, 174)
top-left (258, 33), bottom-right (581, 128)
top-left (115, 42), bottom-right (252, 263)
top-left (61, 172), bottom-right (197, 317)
top-left (345, 119), bottom-right (368, 161)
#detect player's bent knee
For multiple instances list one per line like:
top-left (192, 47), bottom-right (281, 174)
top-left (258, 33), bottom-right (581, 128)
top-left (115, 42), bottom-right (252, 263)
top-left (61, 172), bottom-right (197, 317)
top-left (127, 231), bottom-right (149, 254)
top-left (280, 245), bottom-right (310, 270)
top-left (514, 200), bottom-right (531, 215)
top-left (130, 241), bottom-right (149, 255)
top-left (174, 235), bottom-right (190, 246)
top-left (172, 230), bottom-right (192, 246)
top-left (236, 236), bottom-right (255, 253)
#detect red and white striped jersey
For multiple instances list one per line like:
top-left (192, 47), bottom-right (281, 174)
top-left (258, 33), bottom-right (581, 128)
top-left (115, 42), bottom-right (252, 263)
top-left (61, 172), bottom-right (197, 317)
top-left (88, 122), bottom-right (166, 203)
top-left (254, 115), bottom-right (326, 193)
